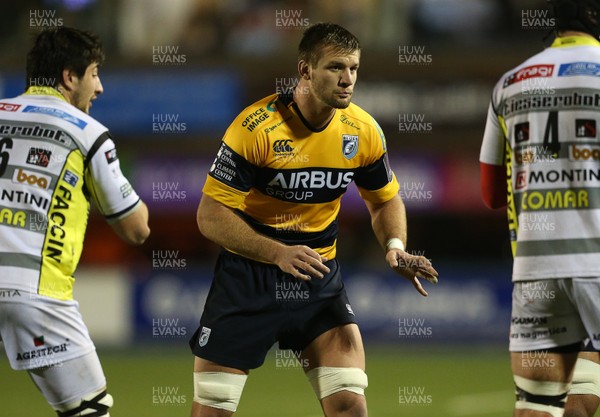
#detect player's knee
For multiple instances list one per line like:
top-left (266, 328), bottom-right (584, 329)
top-left (193, 371), bottom-right (248, 413)
top-left (570, 359), bottom-right (600, 398)
top-left (306, 367), bottom-right (368, 400)
top-left (327, 390), bottom-right (367, 417)
top-left (55, 389), bottom-right (113, 417)
top-left (564, 407), bottom-right (589, 417)
top-left (514, 375), bottom-right (570, 417)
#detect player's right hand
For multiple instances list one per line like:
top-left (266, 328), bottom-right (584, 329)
top-left (274, 245), bottom-right (330, 281)
top-left (387, 250), bottom-right (438, 297)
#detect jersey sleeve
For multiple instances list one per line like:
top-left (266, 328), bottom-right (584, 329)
top-left (84, 132), bottom-right (141, 221)
top-left (480, 101), bottom-right (506, 166)
top-left (354, 118), bottom-right (400, 203)
top-left (202, 114), bottom-right (264, 209)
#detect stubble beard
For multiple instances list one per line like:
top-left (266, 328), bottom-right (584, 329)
top-left (313, 80), bottom-right (352, 110)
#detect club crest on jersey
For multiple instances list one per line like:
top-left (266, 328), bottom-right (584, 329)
top-left (342, 134), bottom-right (358, 159)
top-left (198, 326), bottom-right (211, 347)
top-left (346, 303), bottom-right (355, 316)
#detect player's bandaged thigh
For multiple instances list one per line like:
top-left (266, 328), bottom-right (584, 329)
top-left (55, 389), bottom-right (113, 417)
top-left (193, 372), bottom-right (248, 412)
top-left (514, 375), bottom-right (570, 417)
top-left (306, 367), bottom-right (368, 400)
top-left (570, 359), bottom-right (600, 397)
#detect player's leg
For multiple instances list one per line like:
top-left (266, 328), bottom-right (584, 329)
top-left (564, 277), bottom-right (600, 417)
top-left (0, 295), bottom-right (111, 415)
top-left (189, 252), bottom-right (284, 416)
top-left (564, 349), bottom-right (600, 417)
top-left (28, 350), bottom-right (113, 416)
top-left (512, 348), bottom-right (578, 417)
top-left (510, 279), bottom-right (590, 417)
top-left (300, 323), bottom-right (368, 417)
top-left (190, 357), bottom-right (249, 417)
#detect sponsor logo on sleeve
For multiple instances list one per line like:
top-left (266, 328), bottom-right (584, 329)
top-left (120, 183), bottom-right (133, 198)
top-left (105, 148), bottom-right (118, 164)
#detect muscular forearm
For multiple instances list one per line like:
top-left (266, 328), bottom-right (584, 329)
top-left (197, 195), bottom-right (286, 264)
top-left (366, 194), bottom-right (408, 251)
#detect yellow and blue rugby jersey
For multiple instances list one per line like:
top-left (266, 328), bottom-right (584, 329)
top-left (203, 92), bottom-right (400, 260)
top-left (0, 87), bottom-right (142, 300)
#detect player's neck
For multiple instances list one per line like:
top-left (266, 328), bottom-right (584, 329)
top-left (293, 85), bottom-right (335, 130)
top-left (557, 30), bottom-right (596, 39)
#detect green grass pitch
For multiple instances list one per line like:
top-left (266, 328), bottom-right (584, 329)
top-left (0, 344), bottom-right (515, 416)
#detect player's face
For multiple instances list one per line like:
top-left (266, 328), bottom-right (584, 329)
top-left (309, 47), bottom-right (360, 109)
top-left (71, 62), bottom-right (103, 114)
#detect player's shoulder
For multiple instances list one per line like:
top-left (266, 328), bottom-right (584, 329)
top-left (53, 98), bottom-right (109, 141)
top-left (494, 48), bottom-right (553, 91)
top-left (6, 93), bottom-right (109, 149)
top-left (230, 93), bottom-right (281, 137)
top-left (339, 102), bottom-right (383, 138)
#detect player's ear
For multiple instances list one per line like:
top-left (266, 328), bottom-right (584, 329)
top-left (298, 60), bottom-right (310, 80)
top-left (60, 68), bottom-right (78, 92)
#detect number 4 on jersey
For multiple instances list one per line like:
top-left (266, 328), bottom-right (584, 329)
top-left (543, 111), bottom-right (560, 156)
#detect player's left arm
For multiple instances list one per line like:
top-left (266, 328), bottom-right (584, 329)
top-left (480, 98), bottom-right (508, 209)
top-left (85, 132), bottom-right (150, 245)
top-left (357, 117), bottom-right (437, 295)
top-left (364, 195), bottom-right (438, 297)
top-left (480, 162), bottom-right (507, 209)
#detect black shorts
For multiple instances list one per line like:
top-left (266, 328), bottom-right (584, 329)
top-left (189, 250), bottom-right (356, 370)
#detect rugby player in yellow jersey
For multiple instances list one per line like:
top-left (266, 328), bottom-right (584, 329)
top-left (189, 23), bottom-right (438, 417)
top-left (0, 28), bottom-right (150, 416)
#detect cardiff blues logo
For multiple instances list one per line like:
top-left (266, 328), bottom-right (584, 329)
top-left (198, 326), bottom-right (211, 347)
top-left (342, 134), bottom-right (358, 159)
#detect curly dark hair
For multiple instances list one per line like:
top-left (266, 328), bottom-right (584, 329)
top-left (26, 26), bottom-right (105, 88)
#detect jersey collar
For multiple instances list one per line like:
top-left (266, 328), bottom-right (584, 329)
top-left (551, 35), bottom-right (600, 48)
top-left (24, 86), bottom-right (68, 102)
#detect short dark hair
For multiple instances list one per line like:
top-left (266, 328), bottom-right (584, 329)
top-left (298, 23), bottom-right (360, 66)
top-left (550, 0), bottom-right (600, 38)
top-left (26, 27), bottom-right (105, 88)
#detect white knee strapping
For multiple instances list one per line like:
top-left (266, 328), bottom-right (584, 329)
top-left (514, 375), bottom-right (570, 417)
top-left (570, 358), bottom-right (600, 397)
top-left (56, 388), bottom-right (113, 417)
top-left (193, 372), bottom-right (248, 412)
top-left (306, 367), bottom-right (368, 400)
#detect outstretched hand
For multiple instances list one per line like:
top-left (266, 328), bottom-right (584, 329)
top-left (386, 249), bottom-right (438, 297)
